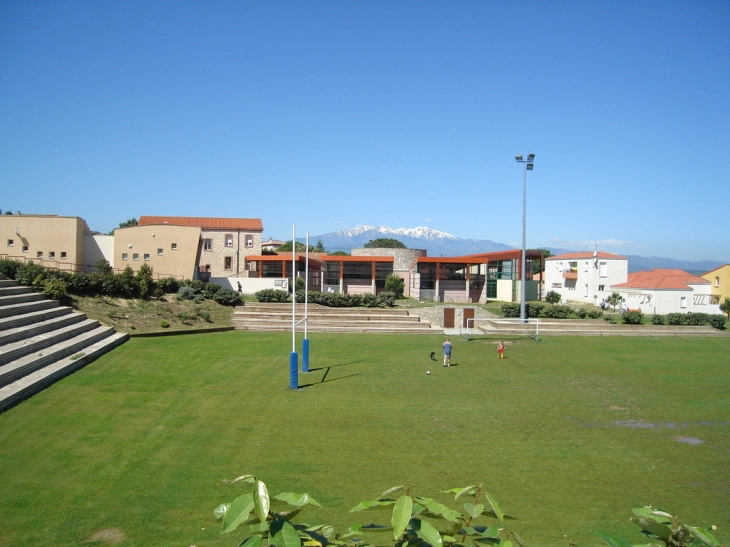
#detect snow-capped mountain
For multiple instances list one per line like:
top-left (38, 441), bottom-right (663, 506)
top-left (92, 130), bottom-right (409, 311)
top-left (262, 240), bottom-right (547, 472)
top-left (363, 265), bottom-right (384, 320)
top-left (313, 225), bottom-right (512, 256)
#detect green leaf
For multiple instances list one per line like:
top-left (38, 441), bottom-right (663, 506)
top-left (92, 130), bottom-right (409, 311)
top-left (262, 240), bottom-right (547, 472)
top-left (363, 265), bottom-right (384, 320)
top-left (350, 499), bottom-right (396, 512)
top-left (483, 492), bottom-right (504, 522)
top-left (416, 497), bottom-right (461, 523)
top-left (239, 536), bottom-right (264, 547)
top-left (442, 486), bottom-right (477, 499)
top-left (464, 503), bottom-right (485, 519)
top-left (342, 523), bottom-right (392, 537)
top-left (684, 525), bottom-right (719, 547)
top-left (631, 517), bottom-right (672, 540)
top-left (632, 507), bottom-right (661, 520)
top-left (380, 486), bottom-right (408, 499)
top-left (502, 540), bottom-right (513, 547)
top-left (221, 493), bottom-right (255, 534)
top-left (415, 519), bottom-right (443, 547)
top-left (214, 503), bottom-right (231, 520)
top-left (274, 492), bottom-right (321, 508)
top-left (228, 475), bottom-right (256, 485)
top-left (253, 480), bottom-right (271, 523)
top-left (249, 522), bottom-right (270, 533)
top-left (596, 531), bottom-right (634, 547)
top-left (392, 495), bottom-right (413, 539)
top-left (270, 519), bottom-right (302, 547)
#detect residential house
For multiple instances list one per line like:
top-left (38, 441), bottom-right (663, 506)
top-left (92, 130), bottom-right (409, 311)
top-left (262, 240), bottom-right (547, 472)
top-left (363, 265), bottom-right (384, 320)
top-left (544, 252), bottom-right (628, 306)
top-left (701, 264), bottom-right (730, 304)
top-left (610, 269), bottom-right (721, 315)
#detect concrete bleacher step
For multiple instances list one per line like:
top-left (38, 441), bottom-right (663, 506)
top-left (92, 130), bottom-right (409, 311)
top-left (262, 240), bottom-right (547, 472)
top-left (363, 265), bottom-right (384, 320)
top-left (479, 319), bottom-right (729, 337)
top-left (0, 318), bottom-right (101, 366)
top-left (0, 311), bottom-right (87, 347)
top-left (0, 298), bottom-right (60, 319)
top-left (0, 331), bottom-right (128, 412)
top-left (0, 305), bottom-right (74, 332)
top-left (0, 292), bottom-right (47, 308)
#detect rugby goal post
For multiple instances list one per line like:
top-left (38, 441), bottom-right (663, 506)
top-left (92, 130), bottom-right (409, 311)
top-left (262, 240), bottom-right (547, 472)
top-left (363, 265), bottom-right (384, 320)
top-left (465, 317), bottom-right (540, 341)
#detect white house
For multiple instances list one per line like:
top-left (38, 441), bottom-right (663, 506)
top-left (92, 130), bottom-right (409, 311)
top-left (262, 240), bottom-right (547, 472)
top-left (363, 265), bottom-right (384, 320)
top-left (544, 252), bottom-right (628, 305)
top-left (610, 269), bottom-right (721, 315)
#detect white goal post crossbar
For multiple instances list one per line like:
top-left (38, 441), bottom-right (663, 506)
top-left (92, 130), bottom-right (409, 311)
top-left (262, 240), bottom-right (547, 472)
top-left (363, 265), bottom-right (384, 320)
top-left (465, 317), bottom-right (540, 341)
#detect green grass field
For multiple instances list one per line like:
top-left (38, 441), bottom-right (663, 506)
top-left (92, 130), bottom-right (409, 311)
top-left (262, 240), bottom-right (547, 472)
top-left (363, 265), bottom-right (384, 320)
top-left (1, 332), bottom-right (729, 547)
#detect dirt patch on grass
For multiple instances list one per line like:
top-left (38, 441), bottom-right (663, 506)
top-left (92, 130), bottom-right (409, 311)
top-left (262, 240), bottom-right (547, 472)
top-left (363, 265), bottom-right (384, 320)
top-left (67, 294), bottom-right (235, 334)
top-left (609, 405), bottom-right (629, 411)
top-left (84, 528), bottom-right (126, 544)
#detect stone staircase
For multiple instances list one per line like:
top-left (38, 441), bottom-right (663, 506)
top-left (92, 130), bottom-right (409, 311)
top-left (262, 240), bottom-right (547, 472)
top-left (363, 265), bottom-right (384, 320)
top-left (478, 318), bottom-right (730, 337)
top-left (233, 302), bottom-right (440, 334)
top-left (0, 277), bottom-right (129, 412)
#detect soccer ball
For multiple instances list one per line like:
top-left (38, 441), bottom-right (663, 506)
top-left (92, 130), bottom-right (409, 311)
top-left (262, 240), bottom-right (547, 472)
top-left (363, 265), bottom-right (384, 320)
top-left (426, 370), bottom-right (431, 375)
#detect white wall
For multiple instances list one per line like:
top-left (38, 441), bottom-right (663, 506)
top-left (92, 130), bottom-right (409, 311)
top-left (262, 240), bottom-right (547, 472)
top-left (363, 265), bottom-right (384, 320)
top-left (211, 276), bottom-right (288, 294)
top-left (83, 234), bottom-right (114, 268)
top-left (544, 257), bottom-right (628, 305)
top-left (616, 285), bottom-right (721, 315)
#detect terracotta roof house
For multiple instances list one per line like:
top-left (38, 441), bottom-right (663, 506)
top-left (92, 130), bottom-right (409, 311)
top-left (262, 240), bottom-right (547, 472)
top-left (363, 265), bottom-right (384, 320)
top-left (544, 251), bottom-right (628, 305)
top-left (610, 269), bottom-right (720, 315)
top-left (701, 264), bottom-right (730, 303)
top-left (137, 216), bottom-right (263, 280)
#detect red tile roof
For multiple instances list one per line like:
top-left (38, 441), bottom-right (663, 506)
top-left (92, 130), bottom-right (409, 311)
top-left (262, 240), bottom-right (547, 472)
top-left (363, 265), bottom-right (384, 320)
top-left (138, 216), bottom-right (263, 231)
top-left (547, 251), bottom-right (626, 260)
top-left (613, 269), bottom-right (710, 291)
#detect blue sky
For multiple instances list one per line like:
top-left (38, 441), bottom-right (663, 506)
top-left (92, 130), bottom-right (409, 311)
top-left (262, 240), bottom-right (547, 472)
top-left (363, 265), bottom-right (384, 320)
top-left (1, 1), bottom-right (728, 262)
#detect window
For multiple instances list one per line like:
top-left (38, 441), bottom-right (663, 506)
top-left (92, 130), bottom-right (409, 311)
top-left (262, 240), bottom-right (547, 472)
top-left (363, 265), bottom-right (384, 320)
top-left (203, 239), bottom-right (212, 251)
top-left (36, 251), bottom-right (43, 258)
top-left (144, 253), bottom-right (150, 261)
top-left (122, 253), bottom-right (128, 260)
top-left (171, 243), bottom-right (178, 250)
top-left (22, 245), bottom-right (29, 252)
top-left (584, 262), bottom-right (589, 272)
top-left (680, 296), bottom-right (687, 308)
top-left (224, 257), bottom-right (232, 270)
top-left (225, 234), bottom-right (233, 247)
top-left (133, 253), bottom-right (139, 261)
top-left (598, 284), bottom-right (605, 291)
top-left (245, 235), bottom-right (253, 247)
top-left (49, 251), bottom-right (56, 258)
top-left (716, 277), bottom-right (720, 287)
top-left (6, 239), bottom-right (13, 246)
top-left (599, 262), bottom-right (608, 277)
top-left (157, 248), bottom-right (163, 256)
top-left (584, 284), bottom-right (588, 297)
top-left (60, 251), bottom-right (67, 259)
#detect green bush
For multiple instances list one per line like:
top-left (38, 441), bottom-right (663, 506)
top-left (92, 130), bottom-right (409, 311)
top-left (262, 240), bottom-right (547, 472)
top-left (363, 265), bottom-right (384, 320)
top-left (212, 287), bottom-right (243, 306)
top-left (501, 303), bottom-right (520, 317)
top-left (622, 310), bottom-right (644, 325)
top-left (667, 313), bottom-right (686, 325)
top-left (119, 266), bottom-right (137, 297)
top-left (16, 262), bottom-right (47, 286)
top-left (156, 277), bottom-right (180, 294)
top-left (684, 313), bottom-right (708, 326)
top-left (527, 303), bottom-right (544, 318)
top-left (255, 289), bottom-right (290, 303)
top-left (159, 320), bottom-right (170, 328)
top-left (575, 308), bottom-right (588, 319)
top-left (181, 279), bottom-right (205, 293)
top-left (651, 314), bottom-right (665, 325)
top-left (0, 258), bottom-right (20, 279)
top-left (545, 290), bottom-right (562, 305)
top-left (42, 278), bottom-right (68, 300)
top-left (199, 310), bottom-right (212, 323)
top-left (362, 293), bottom-right (379, 307)
top-left (587, 309), bottom-right (603, 319)
top-left (377, 291), bottom-right (396, 307)
top-left (604, 315), bottom-right (616, 324)
top-left (178, 285), bottom-right (198, 301)
top-left (135, 263), bottom-right (154, 298)
top-left (708, 315), bottom-right (727, 330)
top-left (384, 274), bottom-right (405, 297)
top-left (543, 305), bottom-right (571, 318)
top-left (202, 282), bottom-right (222, 299)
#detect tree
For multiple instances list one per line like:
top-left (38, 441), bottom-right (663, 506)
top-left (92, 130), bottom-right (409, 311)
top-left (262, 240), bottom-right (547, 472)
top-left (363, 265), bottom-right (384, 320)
top-left (94, 259), bottom-right (113, 275)
top-left (330, 251), bottom-right (350, 256)
top-left (545, 290), bottom-right (561, 305)
top-left (384, 274), bottom-right (404, 297)
top-left (531, 248), bottom-right (553, 274)
top-left (364, 238), bottom-right (406, 249)
top-left (606, 292), bottom-right (625, 312)
top-left (720, 297), bottom-right (730, 321)
top-left (276, 240), bottom-right (318, 253)
top-left (108, 218), bottom-right (138, 235)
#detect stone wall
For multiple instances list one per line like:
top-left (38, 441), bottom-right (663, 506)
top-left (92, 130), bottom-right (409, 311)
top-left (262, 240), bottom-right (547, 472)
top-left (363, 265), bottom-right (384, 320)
top-left (351, 248), bottom-right (427, 270)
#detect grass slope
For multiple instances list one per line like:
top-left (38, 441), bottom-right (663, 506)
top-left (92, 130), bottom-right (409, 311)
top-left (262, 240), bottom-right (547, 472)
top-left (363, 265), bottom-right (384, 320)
top-left (0, 333), bottom-right (728, 547)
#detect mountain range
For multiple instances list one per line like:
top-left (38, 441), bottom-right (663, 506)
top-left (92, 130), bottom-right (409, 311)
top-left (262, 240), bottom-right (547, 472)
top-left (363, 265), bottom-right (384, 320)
top-left (307, 225), bottom-right (723, 274)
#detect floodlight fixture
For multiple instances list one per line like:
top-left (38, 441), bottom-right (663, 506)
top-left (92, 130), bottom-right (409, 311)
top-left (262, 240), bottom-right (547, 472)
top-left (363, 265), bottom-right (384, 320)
top-left (515, 153), bottom-right (537, 322)
top-left (515, 155), bottom-right (523, 162)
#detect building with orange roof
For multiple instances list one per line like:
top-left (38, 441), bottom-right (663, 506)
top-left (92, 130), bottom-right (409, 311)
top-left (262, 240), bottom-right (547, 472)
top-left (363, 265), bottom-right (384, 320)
top-left (610, 269), bottom-right (720, 315)
top-left (544, 251), bottom-right (628, 306)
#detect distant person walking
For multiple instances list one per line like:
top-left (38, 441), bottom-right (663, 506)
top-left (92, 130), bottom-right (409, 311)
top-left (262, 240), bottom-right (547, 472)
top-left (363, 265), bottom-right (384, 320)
top-left (237, 281), bottom-right (242, 294)
top-left (443, 338), bottom-right (452, 367)
top-left (497, 341), bottom-right (505, 360)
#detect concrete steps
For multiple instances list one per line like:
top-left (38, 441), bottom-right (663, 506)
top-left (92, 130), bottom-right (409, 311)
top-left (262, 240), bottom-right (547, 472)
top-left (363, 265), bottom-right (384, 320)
top-left (479, 318), bottom-right (730, 337)
top-left (0, 277), bottom-right (128, 412)
top-left (233, 302), bottom-right (440, 334)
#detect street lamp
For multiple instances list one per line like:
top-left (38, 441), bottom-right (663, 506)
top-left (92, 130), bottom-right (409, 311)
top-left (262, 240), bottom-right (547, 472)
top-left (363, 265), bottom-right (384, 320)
top-left (515, 153), bottom-right (535, 322)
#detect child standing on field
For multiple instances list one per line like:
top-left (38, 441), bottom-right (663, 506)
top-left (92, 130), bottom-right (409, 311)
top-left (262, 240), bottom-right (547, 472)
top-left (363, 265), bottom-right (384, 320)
top-left (443, 338), bottom-right (452, 367)
top-left (497, 341), bottom-right (505, 359)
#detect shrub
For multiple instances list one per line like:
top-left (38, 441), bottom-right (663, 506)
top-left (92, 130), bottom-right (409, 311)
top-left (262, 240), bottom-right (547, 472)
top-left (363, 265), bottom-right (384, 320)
top-left (0, 258), bottom-right (20, 279)
top-left (159, 320), bottom-right (170, 328)
top-left (119, 266), bottom-right (137, 297)
top-left (178, 285), bottom-right (198, 300)
top-left (67, 272), bottom-right (103, 295)
top-left (527, 303), bottom-right (544, 318)
top-left (384, 274), bottom-right (405, 297)
top-left (255, 289), bottom-right (290, 303)
top-left (684, 313), bottom-right (708, 326)
top-left (199, 310), bottom-right (212, 323)
top-left (545, 290), bottom-right (561, 305)
top-left (543, 305), bottom-right (571, 319)
top-left (181, 279), bottom-right (205, 292)
top-left (212, 287), bottom-right (243, 306)
top-left (203, 282), bottom-right (222, 299)
top-left (604, 315), bottom-right (616, 324)
top-left (501, 303), bottom-right (520, 318)
top-left (101, 274), bottom-right (123, 296)
top-left (622, 310), bottom-right (644, 325)
top-left (42, 278), bottom-right (68, 300)
top-left (575, 308), bottom-right (588, 319)
top-left (362, 293), bottom-right (379, 307)
top-left (666, 313), bottom-right (686, 325)
top-left (156, 277), bottom-right (180, 294)
top-left (708, 315), bottom-right (727, 330)
top-left (16, 262), bottom-right (47, 286)
top-left (135, 263), bottom-right (154, 298)
top-left (587, 309), bottom-right (603, 319)
top-left (651, 314), bottom-right (665, 325)
top-left (377, 291), bottom-right (396, 307)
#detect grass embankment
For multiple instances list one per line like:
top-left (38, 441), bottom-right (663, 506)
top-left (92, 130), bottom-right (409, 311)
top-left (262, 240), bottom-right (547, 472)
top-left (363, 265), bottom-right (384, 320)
top-left (67, 293), bottom-right (238, 334)
top-left (0, 333), bottom-right (728, 547)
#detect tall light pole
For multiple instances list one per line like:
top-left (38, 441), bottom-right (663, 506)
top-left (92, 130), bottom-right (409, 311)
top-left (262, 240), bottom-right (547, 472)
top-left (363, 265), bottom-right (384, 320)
top-left (515, 154), bottom-right (535, 322)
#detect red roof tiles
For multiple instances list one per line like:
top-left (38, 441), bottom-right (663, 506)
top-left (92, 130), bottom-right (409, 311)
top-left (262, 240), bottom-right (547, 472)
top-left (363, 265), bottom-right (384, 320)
top-left (138, 216), bottom-right (263, 231)
top-left (547, 251), bottom-right (627, 260)
top-left (613, 269), bottom-right (710, 291)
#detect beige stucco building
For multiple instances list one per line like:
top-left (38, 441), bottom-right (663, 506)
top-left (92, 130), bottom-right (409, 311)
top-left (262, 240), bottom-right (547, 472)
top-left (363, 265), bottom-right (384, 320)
top-left (701, 264), bottom-right (730, 303)
top-left (137, 216), bottom-right (263, 280)
top-left (1, 214), bottom-right (94, 272)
